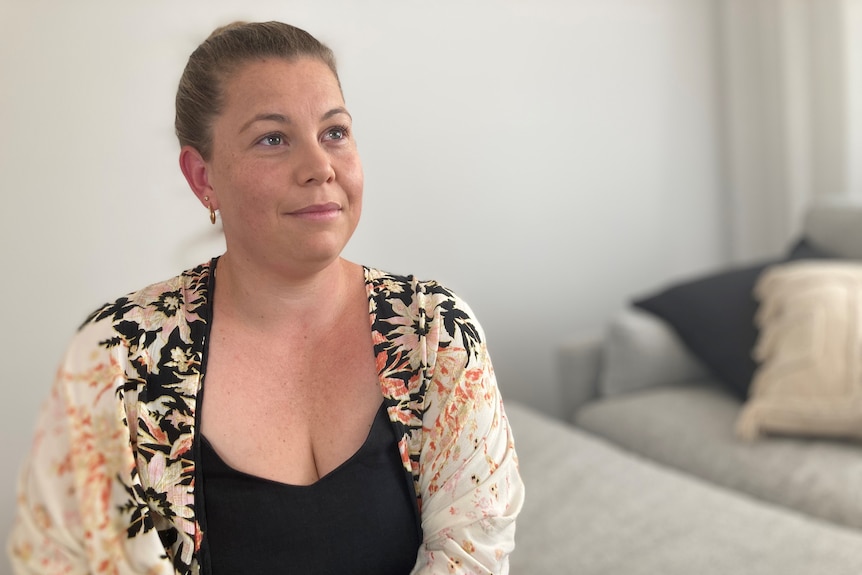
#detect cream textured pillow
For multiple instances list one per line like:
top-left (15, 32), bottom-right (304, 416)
top-left (736, 261), bottom-right (862, 441)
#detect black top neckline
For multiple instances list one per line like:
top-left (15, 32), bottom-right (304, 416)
top-left (199, 401), bottom-right (386, 489)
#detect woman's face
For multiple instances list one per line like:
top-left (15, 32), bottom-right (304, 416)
top-left (202, 57), bottom-right (363, 275)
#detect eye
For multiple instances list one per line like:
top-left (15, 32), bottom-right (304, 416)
top-left (258, 133), bottom-right (284, 146)
top-left (324, 126), bottom-right (349, 141)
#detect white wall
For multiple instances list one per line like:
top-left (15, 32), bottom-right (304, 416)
top-left (719, 0), bottom-right (852, 261)
top-left (847, 0), bottom-right (862, 196)
top-left (0, 0), bottom-right (725, 564)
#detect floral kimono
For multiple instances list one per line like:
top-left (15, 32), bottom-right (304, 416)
top-left (9, 261), bottom-right (524, 574)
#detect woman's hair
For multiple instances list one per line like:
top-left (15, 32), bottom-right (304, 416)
top-left (175, 21), bottom-right (339, 160)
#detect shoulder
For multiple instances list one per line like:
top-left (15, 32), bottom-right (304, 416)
top-left (78, 261), bottom-right (212, 332)
top-left (365, 267), bottom-right (482, 327)
top-left (57, 261), bottom-right (212, 402)
top-left (364, 267), bottom-right (457, 302)
top-left (365, 267), bottom-right (486, 362)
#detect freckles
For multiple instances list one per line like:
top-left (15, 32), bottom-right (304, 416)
top-left (340, 154), bottom-right (364, 181)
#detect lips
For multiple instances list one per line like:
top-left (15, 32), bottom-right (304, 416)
top-left (289, 202), bottom-right (341, 215)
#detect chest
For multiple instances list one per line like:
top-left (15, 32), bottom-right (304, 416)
top-left (199, 311), bottom-right (382, 486)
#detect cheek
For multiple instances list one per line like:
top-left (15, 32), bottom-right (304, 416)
top-left (208, 155), bottom-right (244, 203)
top-left (343, 155), bottom-right (364, 199)
top-left (214, 159), bottom-right (268, 207)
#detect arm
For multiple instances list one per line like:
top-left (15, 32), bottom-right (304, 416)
top-left (8, 321), bottom-right (169, 575)
top-left (8, 371), bottom-right (91, 574)
top-left (412, 302), bottom-right (525, 574)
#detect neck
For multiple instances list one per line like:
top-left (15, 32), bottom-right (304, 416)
top-left (213, 252), bottom-right (361, 332)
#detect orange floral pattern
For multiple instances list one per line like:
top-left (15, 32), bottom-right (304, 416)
top-left (9, 261), bottom-right (524, 574)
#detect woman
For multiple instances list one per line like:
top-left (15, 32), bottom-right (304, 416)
top-left (9, 21), bottom-right (523, 575)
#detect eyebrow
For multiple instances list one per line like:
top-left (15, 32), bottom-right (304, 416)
top-left (240, 107), bottom-right (352, 133)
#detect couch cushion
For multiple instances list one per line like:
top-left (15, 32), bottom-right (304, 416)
top-left (573, 380), bottom-right (862, 530)
top-left (508, 401), bottom-right (862, 575)
top-left (633, 240), bottom-right (832, 398)
top-left (736, 261), bottom-right (862, 441)
top-left (600, 307), bottom-right (708, 396)
top-left (803, 196), bottom-right (862, 259)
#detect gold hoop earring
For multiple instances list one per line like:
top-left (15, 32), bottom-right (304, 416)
top-left (203, 196), bottom-right (216, 225)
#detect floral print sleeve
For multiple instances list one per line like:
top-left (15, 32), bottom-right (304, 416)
top-left (367, 271), bottom-right (525, 574)
top-left (8, 318), bottom-right (177, 574)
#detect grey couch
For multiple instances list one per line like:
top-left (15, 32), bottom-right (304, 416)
top-left (509, 197), bottom-right (862, 574)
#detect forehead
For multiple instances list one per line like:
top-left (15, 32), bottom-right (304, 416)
top-left (219, 57), bottom-right (343, 114)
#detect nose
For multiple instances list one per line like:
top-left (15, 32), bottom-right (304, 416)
top-left (295, 143), bottom-right (335, 186)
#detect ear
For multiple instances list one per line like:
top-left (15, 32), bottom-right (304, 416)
top-left (179, 145), bottom-right (217, 208)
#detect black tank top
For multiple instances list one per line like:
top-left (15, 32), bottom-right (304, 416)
top-left (199, 403), bottom-right (422, 574)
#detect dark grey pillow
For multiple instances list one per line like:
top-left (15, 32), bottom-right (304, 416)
top-left (633, 240), bottom-right (832, 399)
